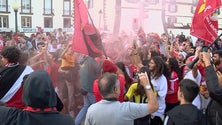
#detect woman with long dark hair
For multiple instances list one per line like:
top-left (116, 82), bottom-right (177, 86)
top-left (165, 57), bottom-right (182, 113)
top-left (124, 66), bottom-right (153, 125)
top-left (149, 56), bottom-right (169, 125)
top-left (116, 62), bottom-right (133, 92)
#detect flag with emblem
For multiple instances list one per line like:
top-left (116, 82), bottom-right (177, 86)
top-left (190, 0), bottom-right (221, 43)
top-left (72, 0), bottom-right (103, 57)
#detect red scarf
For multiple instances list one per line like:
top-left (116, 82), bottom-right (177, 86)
top-left (24, 106), bottom-right (57, 113)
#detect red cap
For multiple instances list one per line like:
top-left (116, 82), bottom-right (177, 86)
top-left (102, 60), bottom-right (117, 73)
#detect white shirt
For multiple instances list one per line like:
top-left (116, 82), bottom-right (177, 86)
top-left (85, 100), bottom-right (148, 125)
top-left (184, 70), bottom-right (202, 109)
top-left (151, 74), bottom-right (168, 117)
top-left (48, 43), bottom-right (61, 52)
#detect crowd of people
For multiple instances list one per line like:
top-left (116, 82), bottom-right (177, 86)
top-left (0, 28), bottom-right (222, 125)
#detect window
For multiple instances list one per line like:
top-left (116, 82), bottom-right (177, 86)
top-left (168, 0), bottom-right (176, 3)
top-left (191, 6), bottom-right (196, 14)
top-left (0, 16), bottom-right (8, 28)
top-left (44, 0), bottom-right (53, 15)
top-left (63, 18), bottom-right (71, 28)
top-left (168, 4), bottom-right (177, 13)
top-left (44, 17), bottom-right (53, 28)
top-left (192, 0), bottom-right (198, 5)
top-left (84, 0), bottom-right (93, 9)
top-left (21, 16), bottom-right (31, 28)
top-left (63, 0), bottom-right (71, 16)
top-left (167, 16), bottom-right (177, 25)
top-left (145, 0), bottom-right (159, 4)
top-left (21, 0), bottom-right (31, 13)
top-left (191, 0), bottom-right (197, 14)
top-left (125, 0), bottom-right (138, 3)
top-left (0, 0), bottom-right (7, 12)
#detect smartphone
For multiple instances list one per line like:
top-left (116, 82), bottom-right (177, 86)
top-left (133, 72), bottom-right (138, 80)
top-left (202, 46), bottom-right (208, 52)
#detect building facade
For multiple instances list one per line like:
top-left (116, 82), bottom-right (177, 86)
top-left (0, 0), bottom-right (74, 33)
top-left (1, 0), bottom-right (221, 37)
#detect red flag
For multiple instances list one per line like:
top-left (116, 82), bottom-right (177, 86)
top-left (72, 0), bottom-right (102, 57)
top-left (190, 0), bottom-right (221, 43)
top-left (137, 27), bottom-right (147, 44)
top-left (137, 27), bottom-right (146, 38)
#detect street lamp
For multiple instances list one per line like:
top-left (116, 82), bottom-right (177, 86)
top-left (12, 0), bottom-right (19, 33)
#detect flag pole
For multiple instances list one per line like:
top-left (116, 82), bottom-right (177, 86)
top-left (209, 33), bottom-right (222, 49)
top-left (87, 10), bottom-right (108, 59)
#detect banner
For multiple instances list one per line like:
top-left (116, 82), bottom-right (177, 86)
top-left (72, 0), bottom-right (102, 57)
top-left (190, 0), bottom-right (221, 43)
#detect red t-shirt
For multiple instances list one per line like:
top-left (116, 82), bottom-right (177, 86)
top-left (166, 70), bottom-right (179, 104)
top-left (0, 40), bottom-right (3, 51)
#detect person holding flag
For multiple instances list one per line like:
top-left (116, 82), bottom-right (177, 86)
top-left (191, 1), bottom-right (222, 124)
top-left (190, 0), bottom-right (221, 44)
top-left (72, 0), bottom-right (103, 58)
top-left (72, 0), bottom-right (105, 124)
